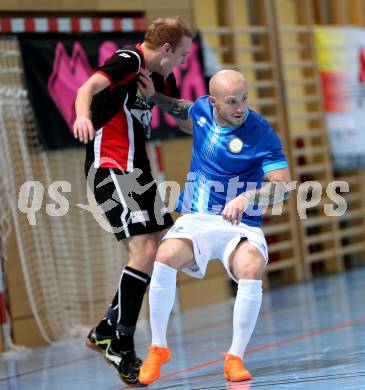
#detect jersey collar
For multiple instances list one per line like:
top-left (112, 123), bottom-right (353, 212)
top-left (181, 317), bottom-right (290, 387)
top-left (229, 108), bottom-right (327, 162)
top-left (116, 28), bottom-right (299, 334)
top-left (136, 43), bottom-right (146, 69)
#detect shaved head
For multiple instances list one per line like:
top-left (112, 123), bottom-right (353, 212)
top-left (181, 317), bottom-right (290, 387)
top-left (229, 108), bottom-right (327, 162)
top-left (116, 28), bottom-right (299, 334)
top-left (208, 70), bottom-right (249, 128)
top-left (209, 70), bottom-right (247, 97)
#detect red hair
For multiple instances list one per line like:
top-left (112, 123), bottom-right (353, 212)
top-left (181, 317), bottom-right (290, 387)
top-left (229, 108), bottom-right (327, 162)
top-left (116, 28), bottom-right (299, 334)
top-left (144, 17), bottom-right (195, 51)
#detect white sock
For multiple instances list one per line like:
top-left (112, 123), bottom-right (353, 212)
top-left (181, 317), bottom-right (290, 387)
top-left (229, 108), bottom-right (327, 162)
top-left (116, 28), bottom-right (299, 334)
top-left (228, 279), bottom-right (263, 358)
top-left (149, 261), bottom-right (177, 347)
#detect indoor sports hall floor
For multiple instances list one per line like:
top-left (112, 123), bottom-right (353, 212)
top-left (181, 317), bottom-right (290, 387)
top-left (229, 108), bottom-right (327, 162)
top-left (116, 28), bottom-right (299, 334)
top-left (0, 265), bottom-right (364, 390)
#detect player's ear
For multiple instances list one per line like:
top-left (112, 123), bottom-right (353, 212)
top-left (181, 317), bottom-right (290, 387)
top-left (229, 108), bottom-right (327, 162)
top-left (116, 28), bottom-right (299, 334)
top-left (209, 95), bottom-right (216, 106)
top-left (162, 42), bottom-right (171, 56)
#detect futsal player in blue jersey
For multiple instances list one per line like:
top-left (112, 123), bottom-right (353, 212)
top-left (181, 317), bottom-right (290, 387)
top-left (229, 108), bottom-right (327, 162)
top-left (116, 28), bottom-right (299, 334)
top-left (137, 69), bottom-right (291, 384)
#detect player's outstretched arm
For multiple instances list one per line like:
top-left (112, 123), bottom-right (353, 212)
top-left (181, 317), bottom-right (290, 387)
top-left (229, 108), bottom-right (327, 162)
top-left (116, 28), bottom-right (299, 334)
top-left (138, 68), bottom-right (194, 134)
top-left (150, 92), bottom-right (194, 134)
top-left (149, 92), bottom-right (193, 121)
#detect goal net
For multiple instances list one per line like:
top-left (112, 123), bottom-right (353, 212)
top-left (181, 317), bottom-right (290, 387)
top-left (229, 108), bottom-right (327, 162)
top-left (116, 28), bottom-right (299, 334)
top-left (0, 36), bottom-right (138, 343)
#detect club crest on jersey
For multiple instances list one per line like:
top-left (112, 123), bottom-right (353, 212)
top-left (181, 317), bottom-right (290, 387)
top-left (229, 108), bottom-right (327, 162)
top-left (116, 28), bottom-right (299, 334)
top-left (228, 137), bottom-right (244, 153)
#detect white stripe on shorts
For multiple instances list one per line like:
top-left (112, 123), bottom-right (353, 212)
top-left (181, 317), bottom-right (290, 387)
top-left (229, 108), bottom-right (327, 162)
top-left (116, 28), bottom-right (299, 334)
top-left (109, 169), bottom-right (130, 238)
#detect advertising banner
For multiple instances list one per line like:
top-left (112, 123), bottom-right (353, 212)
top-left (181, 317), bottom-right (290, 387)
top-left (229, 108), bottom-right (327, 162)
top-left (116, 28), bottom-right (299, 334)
top-left (315, 27), bottom-right (365, 170)
top-left (19, 33), bottom-right (206, 149)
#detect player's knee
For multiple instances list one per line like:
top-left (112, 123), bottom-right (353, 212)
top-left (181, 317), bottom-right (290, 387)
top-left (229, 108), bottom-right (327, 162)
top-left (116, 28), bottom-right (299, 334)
top-left (234, 255), bottom-right (265, 280)
top-left (155, 254), bottom-right (178, 269)
top-left (155, 247), bottom-right (179, 269)
top-left (236, 262), bottom-right (263, 280)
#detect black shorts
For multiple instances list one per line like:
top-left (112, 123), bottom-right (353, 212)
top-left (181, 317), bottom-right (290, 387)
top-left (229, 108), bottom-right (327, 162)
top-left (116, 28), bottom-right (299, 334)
top-left (85, 164), bottom-right (173, 241)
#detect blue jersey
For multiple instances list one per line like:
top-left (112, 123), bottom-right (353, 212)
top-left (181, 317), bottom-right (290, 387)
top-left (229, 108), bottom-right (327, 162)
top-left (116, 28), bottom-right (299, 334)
top-left (175, 95), bottom-right (288, 227)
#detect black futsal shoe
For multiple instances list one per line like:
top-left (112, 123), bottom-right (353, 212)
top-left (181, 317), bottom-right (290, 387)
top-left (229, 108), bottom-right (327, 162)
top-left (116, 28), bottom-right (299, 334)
top-left (105, 343), bottom-right (145, 387)
top-left (85, 327), bottom-right (113, 354)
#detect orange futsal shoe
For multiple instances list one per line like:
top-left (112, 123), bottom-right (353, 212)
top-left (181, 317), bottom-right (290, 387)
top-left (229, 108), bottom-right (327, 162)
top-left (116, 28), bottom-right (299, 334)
top-left (138, 345), bottom-right (171, 385)
top-left (224, 354), bottom-right (252, 382)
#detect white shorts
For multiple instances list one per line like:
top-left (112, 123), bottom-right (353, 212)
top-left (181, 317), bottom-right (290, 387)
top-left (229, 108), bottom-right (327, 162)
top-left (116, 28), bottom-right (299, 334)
top-left (162, 213), bottom-right (268, 283)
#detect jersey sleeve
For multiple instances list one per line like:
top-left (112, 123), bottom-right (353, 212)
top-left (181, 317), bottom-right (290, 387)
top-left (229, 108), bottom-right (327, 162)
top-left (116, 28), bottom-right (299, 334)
top-left (94, 49), bottom-right (141, 87)
top-left (187, 97), bottom-right (209, 137)
top-left (188, 96), bottom-right (206, 118)
top-left (188, 103), bottom-right (196, 118)
top-left (257, 129), bottom-right (288, 174)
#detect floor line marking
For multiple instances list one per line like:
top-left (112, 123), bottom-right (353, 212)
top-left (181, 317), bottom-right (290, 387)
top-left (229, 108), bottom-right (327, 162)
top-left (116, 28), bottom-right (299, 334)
top-left (158, 315), bottom-right (365, 381)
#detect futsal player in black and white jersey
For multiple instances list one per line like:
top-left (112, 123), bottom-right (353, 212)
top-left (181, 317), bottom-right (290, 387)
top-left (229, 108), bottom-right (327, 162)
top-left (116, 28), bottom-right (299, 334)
top-left (73, 17), bottom-right (195, 386)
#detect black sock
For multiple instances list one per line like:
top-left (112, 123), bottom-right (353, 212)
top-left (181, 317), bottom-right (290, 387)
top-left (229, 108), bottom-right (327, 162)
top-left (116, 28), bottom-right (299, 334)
top-left (112, 265), bottom-right (150, 351)
top-left (112, 333), bottom-right (135, 351)
top-left (106, 291), bottom-right (119, 323)
top-left (95, 317), bottom-right (115, 336)
top-left (95, 289), bottom-right (119, 335)
top-left (110, 289), bottom-right (119, 308)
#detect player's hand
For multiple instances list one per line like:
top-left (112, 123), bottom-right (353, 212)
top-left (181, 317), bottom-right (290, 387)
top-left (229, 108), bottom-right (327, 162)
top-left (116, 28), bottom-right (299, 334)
top-left (137, 68), bottom-right (155, 97)
top-left (222, 194), bottom-right (249, 225)
top-left (73, 116), bottom-right (95, 144)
